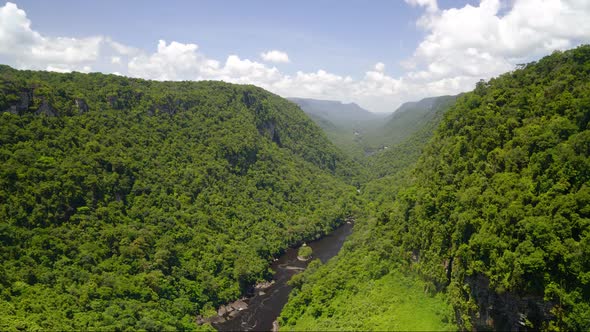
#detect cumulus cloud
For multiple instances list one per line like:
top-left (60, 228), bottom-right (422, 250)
top-left (404, 0), bottom-right (590, 96)
top-left (260, 50), bottom-right (290, 63)
top-left (1, 1), bottom-right (590, 112)
top-left (0, 2), bottom-right (103, 69)
top-left (405, 0), bottom-right (438, 12)
top-left (0, 2), bottom-right (140, 72)
top-left (106, 38), bottom-right (139, 56)
top-left (128, 40), bottom-right (221, 80)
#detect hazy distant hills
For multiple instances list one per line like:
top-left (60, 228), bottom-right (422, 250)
top-left (281, 45), bottom-right (590, 331)
top-left (289, 95), bottom-right (457, 160)
top-left (287, 97), bottom-right (387, 129)
top-left (288, 97), bottom-right (388, 159)
top-left (363, 95), bottom-right (458, 151)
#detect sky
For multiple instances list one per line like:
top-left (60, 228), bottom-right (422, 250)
top-left (1, 0), bottom-right (589, 112)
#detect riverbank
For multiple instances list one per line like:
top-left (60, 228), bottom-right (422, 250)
top-left (210, 221), bottom-right (354, 331)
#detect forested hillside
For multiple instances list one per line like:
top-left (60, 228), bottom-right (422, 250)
top-left (288, 98), bottom-right (387, 160)
top-left (289, 96), bottom-right (455, 163)
top-left (367, 95), bottom-right (457, 179)
top-left (280, 46), bottom-right (590, 331)
top-left (287, 98), bottom-right (383, 129)
top-left (0, 66), bottom-right (360, 330)
top-left (382, 96), bottom-right (455, 140)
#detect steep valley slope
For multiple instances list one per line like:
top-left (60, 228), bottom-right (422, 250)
top-left (279, 45), bottom-right (590, 331)
top-left (1, 45), bottom-right (590, 332)
top-left (0, 66), bottom-right (361, 330)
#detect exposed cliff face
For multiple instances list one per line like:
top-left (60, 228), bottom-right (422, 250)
top-left (4, 89), bottom-right (33, 115)
top-left (3, 88), bottom-right (57, 116)
top-left (35, 97), bottom-right (57, 117)
top-left (467, 274), bottom-right (554, 331)
top-left (75, 98), bottom-right (89, 114)
top-left (258, 119), bottom-right (281, 146)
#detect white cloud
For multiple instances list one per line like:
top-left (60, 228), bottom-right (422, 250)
top-left (1, 1), bottom-right (590, 113)
top-left (0, 2), bottom-right (103, 70)
top-left (260, 50), bottom-right (290, 63)
top-left (404, 0), bottom-right (590, 96)
top-left (128, 40), bottom-right (221, 81)
top-left (0, 2), bottom-right (141, 73)
top-left (46, 65), bottom-right (73, 73)
top-left (106, 38), bottom-right (139, 56)
top-left (405, 0), bottom-right (438, 12)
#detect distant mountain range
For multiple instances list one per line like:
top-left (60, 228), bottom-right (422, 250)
top-left (287, 97), bottom-right (387, 129)
top-left (289, 95), bottom-right (457, 160)
top-left (364, 95), bottom-right (458, 150)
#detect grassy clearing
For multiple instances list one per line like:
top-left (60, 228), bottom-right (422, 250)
top-left (281, 269), bottom-right (454, 331)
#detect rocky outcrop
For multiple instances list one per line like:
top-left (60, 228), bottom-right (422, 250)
top-left (35, 97), bottom-right (57, 117)
top-left (3, 88), bottom-right (59, 116)
top-left (467, 274), bottom-right (554, 331)
top-left (198, 298), bottom-right (250, 325)
top-left (75, 98), bottom-right (89, 114)
top-left (18, 89), bottom-right (33, 112)
top-left (258, 119), bottom-right (281, 145)
top-left (242, 90), bottom-right (282, 145)
top-left (230, 300), bottom-right (248, 311)
top-left (255, 280), bottom-right (275, 290)
top-left (3, 88), bottom-right (33, 115)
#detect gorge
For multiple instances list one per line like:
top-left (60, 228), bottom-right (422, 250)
top-left (1, 45), bottom-right (590, 331)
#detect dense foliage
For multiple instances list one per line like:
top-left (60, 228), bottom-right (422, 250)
top-left (297, 246), bottom-right (313, 260)
top-left (367, 95), bottom-right (457, 179)
top-left (0, 66), bottom-right (360, 330)
top-left (280, 45), bottom-right (590, 331)
top-left (279, 215), bottom-right (455, 331)
top-left (363, 95), bottom-right (457, 152)
top-left (289, 97), bottom-right (388, 161)
top-left (3, 45), bottom-right (589, 331)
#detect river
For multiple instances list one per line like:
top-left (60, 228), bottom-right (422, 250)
top-left (213, 222), bottom-right (354, 331)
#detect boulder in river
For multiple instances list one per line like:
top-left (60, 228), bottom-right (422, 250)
top-left (230, 299), bottom-right (248, 311)
top-left (255, 280), bottom-right (275, 290)
top-left (218, 306), bottom-right (228, 317)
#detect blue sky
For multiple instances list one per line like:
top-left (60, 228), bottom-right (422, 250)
top-left (1, 0), bottom-right (589, 112)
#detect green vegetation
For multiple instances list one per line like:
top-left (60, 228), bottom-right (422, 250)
top-left (2, 45), bottom-right (590, 331)
top-left (0, 65), bottom-right (361, 330)
top-left (364, 95), bottom-right (457, 151)
top-left (290, 95), bottom-right (457, 168)
top-left (280, 216), bottom-right (455, 331)
top-left (367, 95), bottom-right (457, 179)
top-left (280, 45), bottom-right (590, 331)
top-left (297, 246), bottom-right (313, 260)
top-left (289, 97), bottom-right (389, 160)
